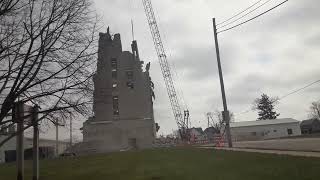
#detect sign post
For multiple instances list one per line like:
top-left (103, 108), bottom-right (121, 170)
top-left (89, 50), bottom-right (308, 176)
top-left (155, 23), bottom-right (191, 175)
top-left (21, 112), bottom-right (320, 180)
top-left (13, 102), bottom-right (36, 180)
top-left (32, 106), bottom-right (39, 180)
top-left (14, 102), bottom-right (24, 180)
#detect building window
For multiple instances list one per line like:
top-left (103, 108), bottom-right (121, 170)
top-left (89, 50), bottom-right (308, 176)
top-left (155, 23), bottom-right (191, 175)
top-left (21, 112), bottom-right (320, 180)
top-left (112, 83), bottom-right (117, 89)
top-left (273, 130), bottom-right (277, 132)
top-left (111, 58), bottom-right (117, 79)
top-left (126, 70), bottom-right (133, 80)
top-left (111, 58), bottom-right (117, 69)
top-left (112, 96), bottom-right (119, 115)
top-left (112, 70), bottom-right (117, 79)
top-left (126, 82), bottom-right (134, 89)
top-left (251, 132), bottom-right (257, 136)
top-left (287, 128), bottom-right (293, 135)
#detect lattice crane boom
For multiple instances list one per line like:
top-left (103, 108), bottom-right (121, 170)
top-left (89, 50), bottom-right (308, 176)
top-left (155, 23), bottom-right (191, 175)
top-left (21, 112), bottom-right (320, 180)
top-left (142, 0), bottom-right (188, 133)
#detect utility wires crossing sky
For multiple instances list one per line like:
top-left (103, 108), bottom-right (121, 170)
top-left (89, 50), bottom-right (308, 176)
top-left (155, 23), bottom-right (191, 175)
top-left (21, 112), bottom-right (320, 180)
top-left (217, 0), bottom-right (265, 26)
top-left (236, 79), bottom-right (320, 115)
top-left (217, 0), bottom-right (273, 30)
top-left (215, 0), bottom-right (317, 117)
top-left (217, 0), bottom-right (289, 34)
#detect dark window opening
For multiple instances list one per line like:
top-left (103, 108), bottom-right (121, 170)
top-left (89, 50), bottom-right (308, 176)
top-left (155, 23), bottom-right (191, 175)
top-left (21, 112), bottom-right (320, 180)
top-left (127, 82), bottom-right (134, 89)
top-left (111, 58), bottom-right (117, 70)
top-left (126, 70), bottom-right (133, 80)
top-left (111, 58), bottom-right (117, 79)
top-left (113, 110), bottom-right (119, 115)
top-left (113, 96), bottom-right (119, 115)
top-left (112, 70), bottom-right (117, 79)
top-left (287, 128), bottom-right (293, 135)
top-left (251, 132), bottom-right (257, 136)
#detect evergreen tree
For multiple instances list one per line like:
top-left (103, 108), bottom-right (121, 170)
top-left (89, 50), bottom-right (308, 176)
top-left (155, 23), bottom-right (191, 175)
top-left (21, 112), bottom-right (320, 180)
top-left (253, 94), bottom-right (280, 120)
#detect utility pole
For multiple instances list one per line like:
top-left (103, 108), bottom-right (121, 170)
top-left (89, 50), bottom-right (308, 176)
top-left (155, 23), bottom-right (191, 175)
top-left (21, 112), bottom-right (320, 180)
top-left (54, 119), bottom-right (65, 156)
top-left (14, 102), bottom-right (24, 180)
top-left (212, 18), bottom-right (232, 148)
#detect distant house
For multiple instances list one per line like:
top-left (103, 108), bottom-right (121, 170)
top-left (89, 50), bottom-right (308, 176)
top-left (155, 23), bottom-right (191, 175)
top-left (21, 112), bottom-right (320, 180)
top-left (187, 127), bottom-right (206, 141)
top-left (300, 119), bottom-right (320, 134)
top-left (204, 127), bottom-right (220, 142)
top-left (228, 118), bottom-right (301, 141)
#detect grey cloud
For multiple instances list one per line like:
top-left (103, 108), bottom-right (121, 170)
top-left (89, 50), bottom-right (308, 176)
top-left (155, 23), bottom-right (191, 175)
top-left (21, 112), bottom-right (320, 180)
top-left (227, 69), bottom-right (320, 109)
top-left (57, 0), bottom-right (320, 138)
top-left (269, 0), bottom-right (320, 29)
top-left (172, 40), bottom-right (243, 80)
top-left (305, 34), bottom-right (320, 47)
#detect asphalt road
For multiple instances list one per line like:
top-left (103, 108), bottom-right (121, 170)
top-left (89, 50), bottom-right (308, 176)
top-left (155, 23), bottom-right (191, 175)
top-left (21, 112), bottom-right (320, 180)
top-left (200, 137), bottom-right (320, 157)
top-left (213, 147), bottom-right (320, 157)
top-left (232, 138), bottom-right (320, 152)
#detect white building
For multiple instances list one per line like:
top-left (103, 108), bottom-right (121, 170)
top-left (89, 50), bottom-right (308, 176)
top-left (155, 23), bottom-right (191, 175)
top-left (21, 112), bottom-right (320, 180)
top-left (0, 135), bottom-right (69, 163)
top-left (229, 118), bottom-right (301, 141)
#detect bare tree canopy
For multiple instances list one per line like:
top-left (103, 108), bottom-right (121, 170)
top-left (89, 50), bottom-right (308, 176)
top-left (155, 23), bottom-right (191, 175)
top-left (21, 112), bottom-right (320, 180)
top-left (0, 0), bottom-right (21, 16)
top-left (0, 0), bottom-right (99, 145)
top-left (253, 93), bottom-right (280, 120)
top-left (309, 100), bottom-right (320, 120)
top-left (206, 110), bottom-right (234, 132)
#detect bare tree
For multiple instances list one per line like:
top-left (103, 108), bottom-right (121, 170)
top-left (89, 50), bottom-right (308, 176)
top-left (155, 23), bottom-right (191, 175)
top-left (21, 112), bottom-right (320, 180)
top-left (0, 0), bottom-right (22, 17)
top-left (207, 110), bottom-right (234, 132)
top-left (309, 100), bottom-right (320, 120)
top-left (0, 0), bottom-right (99, 146)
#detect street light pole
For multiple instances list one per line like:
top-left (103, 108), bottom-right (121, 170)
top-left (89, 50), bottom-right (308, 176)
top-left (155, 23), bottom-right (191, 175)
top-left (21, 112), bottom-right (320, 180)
top-left (212, 18), bottom-right (232, 148)
top-left (70, 119), bottom-right (72, 148)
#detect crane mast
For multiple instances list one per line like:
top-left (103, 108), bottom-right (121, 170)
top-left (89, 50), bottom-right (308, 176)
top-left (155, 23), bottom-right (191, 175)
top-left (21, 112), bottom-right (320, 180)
top-left (142, 0), bottom-right (188, 137)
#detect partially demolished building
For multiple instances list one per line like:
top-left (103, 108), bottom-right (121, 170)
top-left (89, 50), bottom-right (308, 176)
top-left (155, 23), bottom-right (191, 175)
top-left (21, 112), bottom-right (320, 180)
top-left (81, 29), bottom-right (156, 153)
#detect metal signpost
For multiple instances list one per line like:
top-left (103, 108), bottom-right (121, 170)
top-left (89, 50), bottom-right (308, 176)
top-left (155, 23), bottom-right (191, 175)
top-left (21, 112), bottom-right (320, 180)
top-left (13, 102), bottom-right (40, 180)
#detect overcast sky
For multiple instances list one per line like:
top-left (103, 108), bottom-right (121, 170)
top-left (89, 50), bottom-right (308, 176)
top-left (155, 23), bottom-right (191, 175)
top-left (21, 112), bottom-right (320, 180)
top-left (40, 0), bottom-right (320, 140)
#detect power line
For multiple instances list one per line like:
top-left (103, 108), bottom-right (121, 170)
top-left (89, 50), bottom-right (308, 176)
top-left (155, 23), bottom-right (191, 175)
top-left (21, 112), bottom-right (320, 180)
top-left (217, 0), bottom-right (264, 26)
top-left (217, 0), bottom-right (273, 30)
top-left (236, 79), bottom-right (320, 115)
top-left (278, 79), bottom-right (320, 100)
top-left (217, 0), bottom-right (289, 34)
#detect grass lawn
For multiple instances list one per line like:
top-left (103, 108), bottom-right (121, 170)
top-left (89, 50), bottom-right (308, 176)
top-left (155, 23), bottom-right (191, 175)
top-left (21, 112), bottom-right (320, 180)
top-left (0, 147), bottom-right (319, 180)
